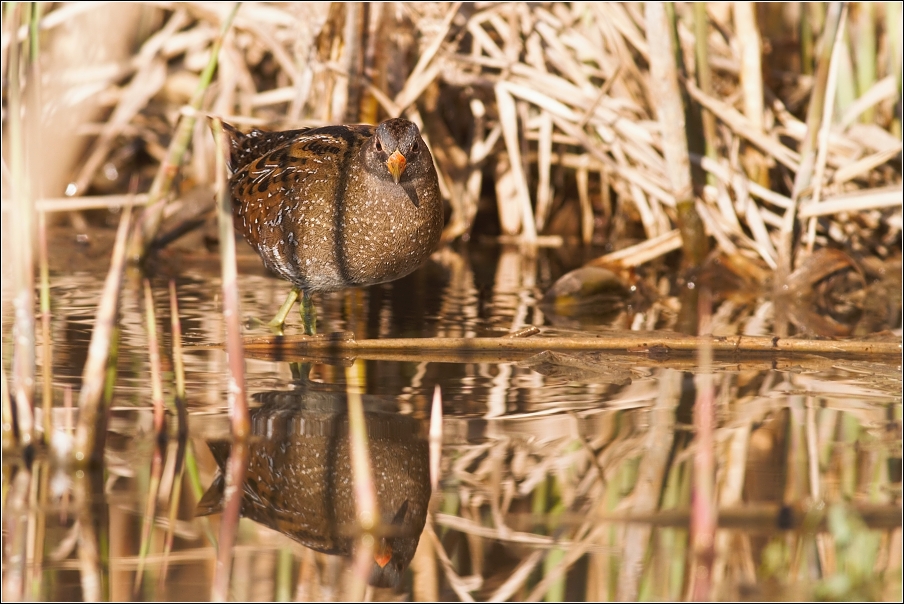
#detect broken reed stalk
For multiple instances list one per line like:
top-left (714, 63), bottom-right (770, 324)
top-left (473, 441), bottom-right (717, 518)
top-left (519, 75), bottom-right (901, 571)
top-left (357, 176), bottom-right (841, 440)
top-left (210, 115), bottom-right (249, 602)
top-left (495, 83), bottom-right (538, 242)
top-left (211, 118), bottom-right (249, 436)
top-left (780, 2), bottom-right (846, 278)
top-left (160, 302), bottom-right (188, 593)
top-left (134, 3), bottom-right (239, 256)
top-left (803, 6), bottom-right (848, 253)
top-left (733, 2), bottom-right (766, 187)
top-left (692, 4), bottom-right (717, 187)
top-left (72, 206), bottom-right (132, 465)
top-left (645, 3), bottom-right (707, 274)
top-left (169, 280), bottom-right (188, 439)
top-left (596, 228), bottom-right (683, 267)
top-left (143, 279), bottom-right (166, 437)
top-left (7, 2), bottom-right (35, 449)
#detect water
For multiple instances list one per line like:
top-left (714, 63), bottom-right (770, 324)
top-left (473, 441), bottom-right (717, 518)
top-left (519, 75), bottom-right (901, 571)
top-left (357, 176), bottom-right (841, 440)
top-left (2, 227), bottom-right (902, 601)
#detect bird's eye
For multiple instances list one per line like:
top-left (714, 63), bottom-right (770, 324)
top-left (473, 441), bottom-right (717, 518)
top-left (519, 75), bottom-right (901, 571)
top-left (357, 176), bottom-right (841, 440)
top-left (411, 141), bottom-right (419, 152)
top-left (375, 139), bottom-right (383, 152)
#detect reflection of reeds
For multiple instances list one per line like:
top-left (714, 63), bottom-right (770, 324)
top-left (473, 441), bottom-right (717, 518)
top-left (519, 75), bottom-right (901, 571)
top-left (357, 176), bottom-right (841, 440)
top-left (428, 365), bottom-right (900, 601)
top-left (72, 206), bottom-right (131, 464)
top-left (344, 359), bottom-right (379, 597)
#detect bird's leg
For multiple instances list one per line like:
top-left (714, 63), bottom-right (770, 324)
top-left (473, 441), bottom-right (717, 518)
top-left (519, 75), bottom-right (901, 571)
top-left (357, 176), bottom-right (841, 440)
top-left (267, 287), bottom-right (300, 335)
top-left (289, 360), bottom-right (313, 385)
top-left (288, 291), bottom-right (317, 383)
top-left (300, 290), bottom-right (317, 336)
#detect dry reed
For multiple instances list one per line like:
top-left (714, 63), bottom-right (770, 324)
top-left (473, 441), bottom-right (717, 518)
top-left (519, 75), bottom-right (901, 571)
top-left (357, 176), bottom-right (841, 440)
top-left (1, 3), bottom-right (895, 270)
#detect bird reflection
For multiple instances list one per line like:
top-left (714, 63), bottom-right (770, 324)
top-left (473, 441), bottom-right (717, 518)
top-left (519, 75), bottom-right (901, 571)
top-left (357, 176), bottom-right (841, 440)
top-left (196, 383), bottom-right (430, 588)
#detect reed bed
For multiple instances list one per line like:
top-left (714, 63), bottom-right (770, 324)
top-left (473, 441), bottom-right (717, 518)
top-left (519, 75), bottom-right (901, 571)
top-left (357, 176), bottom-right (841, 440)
top-left (2, 3), bottom-right (899, 256)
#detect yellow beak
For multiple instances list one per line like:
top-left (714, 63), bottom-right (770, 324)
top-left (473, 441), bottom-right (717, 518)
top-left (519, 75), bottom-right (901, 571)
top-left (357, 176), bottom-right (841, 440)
top-left (386, 150), bottom-right (407, 184)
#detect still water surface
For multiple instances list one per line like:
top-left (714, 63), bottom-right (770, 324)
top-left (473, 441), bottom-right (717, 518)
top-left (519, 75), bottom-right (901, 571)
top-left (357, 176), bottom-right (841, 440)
top-left (2, 231), bottom-right (901, 601)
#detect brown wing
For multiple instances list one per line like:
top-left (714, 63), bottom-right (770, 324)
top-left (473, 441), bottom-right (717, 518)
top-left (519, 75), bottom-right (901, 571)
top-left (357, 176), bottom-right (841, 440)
top-left (223, 124), bottom-right (315, 172)
top-left (230, 125), bottom-right (376, 284)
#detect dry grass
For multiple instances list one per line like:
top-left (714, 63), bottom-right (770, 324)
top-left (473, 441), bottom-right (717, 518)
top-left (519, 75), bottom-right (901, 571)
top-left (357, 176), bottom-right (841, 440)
top-left (2, 3), bottom-right (899, 264)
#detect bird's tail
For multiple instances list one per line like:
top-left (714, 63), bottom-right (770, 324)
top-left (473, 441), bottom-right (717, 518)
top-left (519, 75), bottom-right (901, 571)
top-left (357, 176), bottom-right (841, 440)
top-left (220, 121), bottom-right (250, 173)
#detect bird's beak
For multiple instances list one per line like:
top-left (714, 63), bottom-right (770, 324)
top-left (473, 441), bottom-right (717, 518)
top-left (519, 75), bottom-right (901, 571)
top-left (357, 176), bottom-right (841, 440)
top-left (374, 538), bottom-right (393, 568)
top-left (386, 150), bottom-right (407, 184)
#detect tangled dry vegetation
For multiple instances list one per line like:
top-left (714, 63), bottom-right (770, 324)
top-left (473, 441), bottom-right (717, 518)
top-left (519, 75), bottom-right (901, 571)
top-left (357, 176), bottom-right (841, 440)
top-left (4, 3), bottom-right (901, 274)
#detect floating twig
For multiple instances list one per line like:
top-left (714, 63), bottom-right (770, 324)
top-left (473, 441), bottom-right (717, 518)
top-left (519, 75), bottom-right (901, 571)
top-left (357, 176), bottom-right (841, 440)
top-left (241, 331), bottom-right (902, 359)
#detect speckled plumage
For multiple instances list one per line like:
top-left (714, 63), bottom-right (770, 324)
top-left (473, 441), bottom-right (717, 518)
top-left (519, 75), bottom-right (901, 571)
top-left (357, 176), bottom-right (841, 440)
top-left (224, 118), bottom-right (443, 293)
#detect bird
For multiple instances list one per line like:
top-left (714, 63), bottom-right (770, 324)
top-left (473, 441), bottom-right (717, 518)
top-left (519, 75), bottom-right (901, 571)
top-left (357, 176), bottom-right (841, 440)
top-left (222, 118), bottom-right (444, 334)
top-left (196, 387), bottom-right (431, 588)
